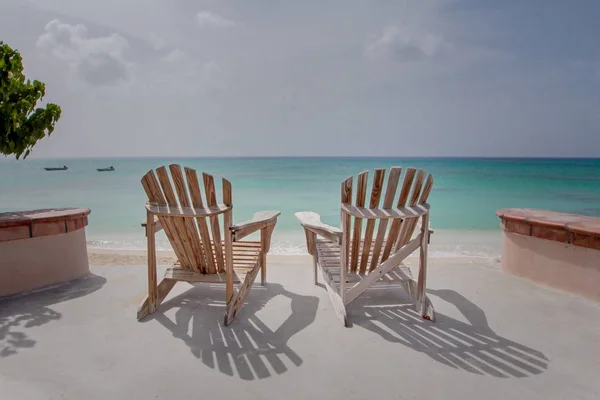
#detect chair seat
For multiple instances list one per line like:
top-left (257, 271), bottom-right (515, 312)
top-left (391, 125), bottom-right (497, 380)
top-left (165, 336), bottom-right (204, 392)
top-left (315, 239), bottom-right (413, 287)
top-left (165, 241), bottom-right (262, 284)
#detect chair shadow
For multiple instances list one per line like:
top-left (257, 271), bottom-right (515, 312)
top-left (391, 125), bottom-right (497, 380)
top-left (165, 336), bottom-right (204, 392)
top-left (0, 273), bottom-right (107, 358)
top-left (351, 287), bottom-right (550, 378)
top-left (150, 282), bottom-right (320, 381)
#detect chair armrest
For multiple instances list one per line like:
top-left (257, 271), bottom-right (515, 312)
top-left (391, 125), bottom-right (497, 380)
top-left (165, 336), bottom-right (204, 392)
top-left (146, 202), bottom-right (231, 217)
top-left (230, 210), bottom-right (280, 241)
top-left (295, 211), bottom-right (342, 244)
top-left (141, 216), bottom-right (163, 235)
top-left (341, 203), bottom-right (429, 220)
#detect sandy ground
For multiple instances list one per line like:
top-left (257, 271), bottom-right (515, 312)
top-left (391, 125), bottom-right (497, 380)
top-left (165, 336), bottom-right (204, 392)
top-left (2, 255), bottom-right (600, 400)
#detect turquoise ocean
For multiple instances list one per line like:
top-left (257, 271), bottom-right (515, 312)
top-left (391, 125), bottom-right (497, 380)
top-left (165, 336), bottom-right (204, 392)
top-left (1, 157), bottom-right (599, 258)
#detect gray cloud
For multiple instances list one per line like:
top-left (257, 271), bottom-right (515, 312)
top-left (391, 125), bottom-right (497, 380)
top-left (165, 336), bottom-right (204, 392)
top-left (1, 0), bottom-right (597, 158)
top-left (366, 25), bottom-right (447, 62)
top-left (36, 19), bottom-right (131, 86)
top-left (196, 11), bottom-right (235, 28)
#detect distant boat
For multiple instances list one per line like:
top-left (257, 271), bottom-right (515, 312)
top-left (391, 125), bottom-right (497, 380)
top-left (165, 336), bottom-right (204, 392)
top-left (44, 166), bottom-right (68, 171)
top-left (97, 166), bottom-right (115, 172)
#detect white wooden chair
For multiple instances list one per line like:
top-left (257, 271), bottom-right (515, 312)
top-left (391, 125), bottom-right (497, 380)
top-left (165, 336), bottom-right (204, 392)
top-left (138, 164), bottom-right (280, 325)
top-left (296, 167), bottom-right (435, 326)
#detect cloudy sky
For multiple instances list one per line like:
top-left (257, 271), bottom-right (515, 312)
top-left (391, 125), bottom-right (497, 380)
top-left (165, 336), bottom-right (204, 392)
top-left (2, 0), bottom-right (599, 158)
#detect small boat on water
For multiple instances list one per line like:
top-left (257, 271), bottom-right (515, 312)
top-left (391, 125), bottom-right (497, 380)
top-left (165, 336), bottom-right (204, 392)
top-left (44, 166), bottom-right (68, 171)
top-left (97, 166), bottom-right (115, 172)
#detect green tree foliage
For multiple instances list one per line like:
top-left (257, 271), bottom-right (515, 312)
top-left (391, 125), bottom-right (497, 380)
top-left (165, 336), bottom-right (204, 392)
top-left (0, 41), bottom-right (61, 159)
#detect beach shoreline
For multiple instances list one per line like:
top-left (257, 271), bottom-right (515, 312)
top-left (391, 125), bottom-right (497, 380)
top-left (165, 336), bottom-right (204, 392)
top-left (87, 247), bottom-right (312, 266)
top-left (87, 246), bottom-right (500, 267)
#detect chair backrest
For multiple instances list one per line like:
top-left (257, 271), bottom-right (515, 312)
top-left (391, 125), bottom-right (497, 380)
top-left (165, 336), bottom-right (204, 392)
top-left (340, 167), bottom-right (434, 274)
top-left (141, 164), bottom-right (232, 274)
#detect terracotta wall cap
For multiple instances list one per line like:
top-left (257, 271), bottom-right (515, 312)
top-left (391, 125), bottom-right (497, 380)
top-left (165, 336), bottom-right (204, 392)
top-left (0, 208), bottom-right (91, 228)
top-left (496, 208), bottom-right (600, 237)
top-left (0, 213), bottom-right (32, 229)
top-left (567, 221), bottom-right (600, 238)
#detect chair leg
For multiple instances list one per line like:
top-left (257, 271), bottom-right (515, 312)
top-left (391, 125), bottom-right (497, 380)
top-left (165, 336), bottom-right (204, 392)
top-left (320, 267), bottom-right (347, 327)
top-left (224, 262), bottom-right (261, 326)
top-left (137, 277), bottom-right (176, 320)
top-left (418, 294), bottom-right (436, 322)
top-left (139, 209), bottom-right (159, 320)
top-left (417, 214), bottom-right (434, 321)
top-left (313, 256), bottom-right (319, 285)
top-left (260, 250), bottom-right (267, 286)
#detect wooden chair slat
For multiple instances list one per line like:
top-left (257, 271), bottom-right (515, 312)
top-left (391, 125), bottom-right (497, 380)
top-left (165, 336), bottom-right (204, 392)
top-left (156, 167), bottom-right (197, 271)
top-left (401, 172), bottom-right (434, 249)
top-left (168, 164), bottom-right (191, 207)
top-left (223, 178), bottom-right (232, 206)
top-left (419, 174), bottom-right (434, 203)
top-left (397, 168), bottom-right (417, 206)
top-left (142, 170), bottom-right (190, 271)
top-left (169, 164), bottom-right (207, 273)
top-left (382, 168), bottom-right (416, 262)
top-left (222, 177), bottom-right (234, 299)
top-left (369, 167), bottom-right (401, 272)
top-left (341, 176), bottom-right (353, 269)
top-left (155, 166), bottom-right (178, 205)
top-left (409, 169), bottom-right (426, 205)
top-left (396, 169), bottom-right (426, 250)
top-left (203, 172), bottom-right (225, 272)
top-left (350, 171), bottom-right (368, 273)
top-left (184, 168), bottom-right (205, 207)
top-left (185, 168), bottom-right (216, 274)
top-left (359, 168), bottom-right (385, 274)
top-left (141, 171), bottom-right (166, 205)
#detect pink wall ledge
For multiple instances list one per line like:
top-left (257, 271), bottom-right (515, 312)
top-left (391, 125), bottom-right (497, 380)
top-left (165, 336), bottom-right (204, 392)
top-left (496, 208), bottom-right (600, 302)
top-left (0, 208), bottom-right (91, 297)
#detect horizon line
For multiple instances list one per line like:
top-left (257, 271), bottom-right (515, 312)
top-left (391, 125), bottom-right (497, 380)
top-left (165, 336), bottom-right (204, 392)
top-left (10, 155), bottom-right (600, 161)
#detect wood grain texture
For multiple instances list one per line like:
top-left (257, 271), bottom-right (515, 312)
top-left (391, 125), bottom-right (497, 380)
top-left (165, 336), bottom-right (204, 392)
top-left (295, 211), bottom-right (342, 244)
top-left (396, 169), bottom-right (427, 250)
top-left (139, 164), bottom-right (280, 325)
top-left (156, 166), bottom-right (196, 270)
top-left (137, 278), bottom-right (176, 320)
top-left (224, 259), bottom-right (261, 326)
top-left (344, 234), bottom-right (422, 305)
top-left (222, 178), bottom-right (232, 206)
top-left (145, 203), bottom-right (231, 218)
top-left (146, 209), bottom-right (157, 315)
top-left (359, 168), bottom-right (385, 274)
top-left (260, 229), bottom-right (268, 285)
top-left (142, 170), bottom-right (189, 270)
top-left (185, 167), bottom-right (216, 273)
top-left (223, 178), bottom-right (234, 300)
top-left (370, 167), bottom-right (401, 272)
top-left (297, 166), bottom-right (435, 326)
top-left (170, 164), bottom-right (205, 271)
top-left (350, 171), bottom-right (368, 273)
top-left (231, 211), bottom-right (280, 241)
top-left (341, 176), bottom-right (353, 269)
top-left (203, 172), bottom-right (224, 272)
top-left (382, 168), bottom-right (416, 262)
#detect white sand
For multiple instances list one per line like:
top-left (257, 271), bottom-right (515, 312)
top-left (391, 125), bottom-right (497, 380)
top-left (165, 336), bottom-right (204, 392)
top-left (4, 253), bottom-right (600, 399)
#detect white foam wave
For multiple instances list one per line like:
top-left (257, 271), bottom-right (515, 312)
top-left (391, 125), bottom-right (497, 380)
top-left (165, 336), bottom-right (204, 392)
top-left (87, 239), bottom-right (500, 259)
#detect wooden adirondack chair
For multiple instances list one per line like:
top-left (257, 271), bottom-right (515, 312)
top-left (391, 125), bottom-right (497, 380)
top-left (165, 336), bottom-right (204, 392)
top-left (296, 167), bottom-right (435, 326)
top-left (138, 164), bottom-right (280, 325)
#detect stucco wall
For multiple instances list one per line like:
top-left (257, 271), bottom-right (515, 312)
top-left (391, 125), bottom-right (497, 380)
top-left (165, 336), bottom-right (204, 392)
top-left (0, 229), bottom-right (90, 297)
top-left (501, 231), bottom-right (600, 302)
